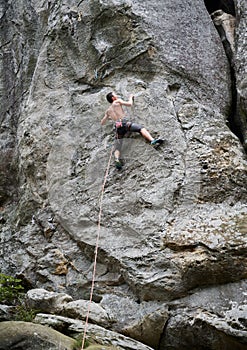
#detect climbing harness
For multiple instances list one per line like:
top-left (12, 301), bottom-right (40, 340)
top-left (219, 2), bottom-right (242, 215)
top-left (115, 120), bottom-right (123, 128)
top-left (115, 119), bottom-right (131, 133)
top-left (81, 145), bottom-right (114, 350)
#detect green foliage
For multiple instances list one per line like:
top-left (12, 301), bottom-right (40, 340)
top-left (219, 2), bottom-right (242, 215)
top-left (14, 300), bottom-right (39, 322)
top-left (0, 273), bottom-right (24, 304)
top-left (72, 337), bottom-right (119, 350)
top-left (0, 273), bottom-right (38, 321)
top-left (72, 337), bottom-right (90, 349)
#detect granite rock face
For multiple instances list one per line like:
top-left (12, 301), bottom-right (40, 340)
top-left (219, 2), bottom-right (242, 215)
top-left (235, 0), bottom-right (247, 149)
top-left (0, 0), bottom-right (246, 349)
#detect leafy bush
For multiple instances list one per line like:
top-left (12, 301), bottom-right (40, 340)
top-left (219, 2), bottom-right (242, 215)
top-left (0, 273), bottom-right (39, 321)
top-left (73, 337), bottom-right (90, 349)
top-left (14, 300), bottom-right (39, 322)
top-left (0, 273), bottom-right (24, 304)
top-left (72, 337), bottom-right (119, 350)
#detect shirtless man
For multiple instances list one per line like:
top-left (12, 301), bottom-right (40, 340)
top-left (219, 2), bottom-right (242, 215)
top-left (101, 92), bottom-right (163, 169)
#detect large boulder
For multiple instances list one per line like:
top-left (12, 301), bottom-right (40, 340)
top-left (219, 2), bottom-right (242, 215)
top-left (0, 321), bottom-right (75, 350)
top-left (27, 288), bottom-right (73, 313)
top-left (34, 313), bottom-right (154, 350)
top-left (160, 280), bottom-right (247, 350)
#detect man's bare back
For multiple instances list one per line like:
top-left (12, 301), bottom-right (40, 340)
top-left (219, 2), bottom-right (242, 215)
top-left (101, 93), bottom-right (134, 125)
top-left (106, 101), bottom-right (126, 121)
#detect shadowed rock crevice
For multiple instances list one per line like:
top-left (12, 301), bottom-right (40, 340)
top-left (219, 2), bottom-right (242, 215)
top-left (204, 0), bottom-right (236, 16)
top-left (204, 0), bottom-right (247, 151)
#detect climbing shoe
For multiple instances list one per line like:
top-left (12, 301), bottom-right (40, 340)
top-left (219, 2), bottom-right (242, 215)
top-left (115, 158), bottom-right (122, 170)
top-left (151, 138), bottom-right (164, 147)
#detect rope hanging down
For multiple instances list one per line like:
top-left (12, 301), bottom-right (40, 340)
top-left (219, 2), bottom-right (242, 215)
top-left (81, 145), bottom-right (114, 350)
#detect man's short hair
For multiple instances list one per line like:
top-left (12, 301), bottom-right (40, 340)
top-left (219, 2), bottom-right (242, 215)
top-left (106, 92), bottom-right (114, 103)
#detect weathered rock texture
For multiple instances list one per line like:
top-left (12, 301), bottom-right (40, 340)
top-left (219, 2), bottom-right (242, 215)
top-left (34, 313), bottom-right (155, 350)
top-left (0, 321), bottom-right (76, 350)
top-left (235, 0), bottom-right (247, 149)
top-left (0, 0), bottom-right (246, 349)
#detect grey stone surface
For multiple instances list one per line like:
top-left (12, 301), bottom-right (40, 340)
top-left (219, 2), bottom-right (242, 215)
top-left (34, 313), bottom-right (154, 350)
top-left (235, 0), bottom-right (247, 148)
top-left (0, 0), bottom-right (246, 349)
top-left (27, 288), bottom-right (112, 326)
top-left (0, 321), bottom-right (75, 350)
top-left (160, 280), bottom-right (247, 349)
top-left (26, 288), bottom-right (73, 313)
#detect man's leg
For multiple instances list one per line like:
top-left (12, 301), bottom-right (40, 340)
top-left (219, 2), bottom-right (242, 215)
top-left (114, 149), bottom-right (121, 160)
top-left (140, 127), bottom-right (154, 142)
top-left (114, 138), bottom-right (123, 170)
top-left (131, 124), bottom-right (164, 145)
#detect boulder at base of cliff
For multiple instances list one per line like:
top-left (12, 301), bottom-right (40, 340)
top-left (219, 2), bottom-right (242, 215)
top-left (0, 321), bottom-right (75, 350)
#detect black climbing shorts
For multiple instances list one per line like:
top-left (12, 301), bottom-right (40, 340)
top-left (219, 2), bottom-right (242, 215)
top-left (114, 119), bottom-right (143, 152)
top-left (115, 119), bottom-right (142, 138)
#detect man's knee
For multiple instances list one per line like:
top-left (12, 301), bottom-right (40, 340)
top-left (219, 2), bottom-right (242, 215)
top-left (130, 123), bottom-right (143, 133)
top-left (140, 127), bottom-right (147, 134)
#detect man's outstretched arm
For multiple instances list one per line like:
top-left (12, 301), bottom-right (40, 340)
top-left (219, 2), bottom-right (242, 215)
top-left (117, 94), bottom-right (134, 107)
top-left (101, 112), bottom-right (109, 125)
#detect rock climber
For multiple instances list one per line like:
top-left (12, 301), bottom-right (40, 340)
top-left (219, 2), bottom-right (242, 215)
top-left (101, 92), bottom-right (163, 169)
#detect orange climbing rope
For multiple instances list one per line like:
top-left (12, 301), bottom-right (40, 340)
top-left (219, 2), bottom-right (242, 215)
top-left (81, 145), bottom-right (114, 350)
